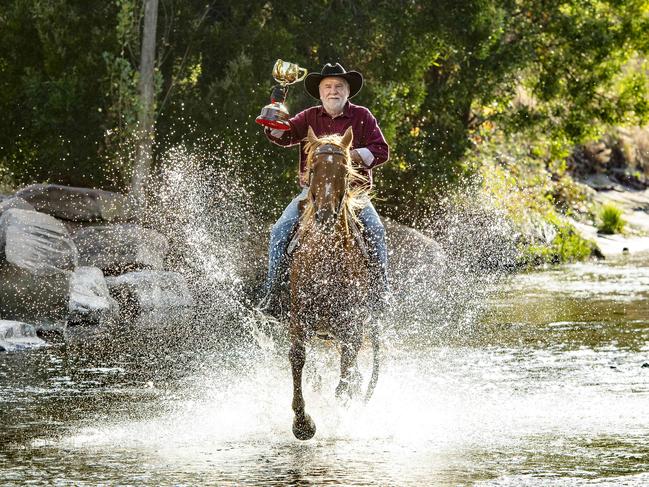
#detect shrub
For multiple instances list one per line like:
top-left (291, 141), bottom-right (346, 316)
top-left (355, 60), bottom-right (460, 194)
top-left (519, 212), bottom-right (597, 267)
top-left (598, 203), bottom-right (626, 234)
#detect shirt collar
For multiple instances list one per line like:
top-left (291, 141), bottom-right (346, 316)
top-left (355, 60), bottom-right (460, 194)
top-left (317, 101), bottom-right (352, 119)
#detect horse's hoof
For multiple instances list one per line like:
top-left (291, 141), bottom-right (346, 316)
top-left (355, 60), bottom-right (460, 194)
top-left (293, 413), bottom-right (316, 440)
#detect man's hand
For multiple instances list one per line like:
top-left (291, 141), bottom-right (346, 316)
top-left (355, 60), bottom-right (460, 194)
top-left (350, 149), bottom-right (363, 165)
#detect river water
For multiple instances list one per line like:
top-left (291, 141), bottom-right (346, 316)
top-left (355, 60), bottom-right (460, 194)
top-left (2, 254), bottom-right (649, 486)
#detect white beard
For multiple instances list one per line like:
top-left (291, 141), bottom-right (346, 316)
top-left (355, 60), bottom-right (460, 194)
top-left (322, 98), bottom-right (346, 116)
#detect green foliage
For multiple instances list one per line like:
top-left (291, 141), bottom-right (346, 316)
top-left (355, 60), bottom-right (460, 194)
top-left (101, 0), bottom-right (145, 187)
top-left (473, 129), bottom-right (598, 266)
top-left (0, 0), bottom-right (648, 219)
top-left (522, 212), bottom-right (597, 267)
top-left (0, 0), bottom-right (121, 188)
top-left (0, 162), bottom-right (16, 194)
top-left (598, 203), bottom-right (626, 234)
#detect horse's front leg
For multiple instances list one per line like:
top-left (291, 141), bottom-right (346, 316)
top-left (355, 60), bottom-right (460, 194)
top-left (335, 328), bottom-right (362, 400)
top-left (289, 319), bottom-right (316, 440)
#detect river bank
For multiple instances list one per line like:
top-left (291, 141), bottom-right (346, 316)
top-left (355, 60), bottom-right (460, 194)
top-left (473, 126), bottom-right (649, 265)
top-left (572, 177), bottom-right (649, 257)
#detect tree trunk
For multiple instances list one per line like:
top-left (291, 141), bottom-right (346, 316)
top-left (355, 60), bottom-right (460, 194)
top-left (131, 0), bottom-right (159, 211)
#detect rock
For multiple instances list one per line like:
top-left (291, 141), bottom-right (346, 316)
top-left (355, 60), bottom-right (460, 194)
top-left (0, 265), bottom-right (71, 323)
top-left (0, 209), bottom-right (75, 323)
top-left (609, 167), bottom-right (647, 190)
top-left (0, 320), bottom-right (46, 352)
top-left (15, 184), bottom-right (134, 222)
top-left (106, 270), bottom-right (194, 326)
top-left (519, 212), bottom-right (558, 246)
top-left (0, 209), bottom-right (78, 275)
top-left (584, 141), bottom-right (612, 166)
top-left (0, 196), bottom-right (35, 215)
top-left (72, 224), bottom-right (169, 275)
top-left (581, 173), bottom-right (621, 191)
top-left (68, 266), bottom-right (120, 326)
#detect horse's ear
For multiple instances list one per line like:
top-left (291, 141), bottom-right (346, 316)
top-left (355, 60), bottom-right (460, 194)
top-left (341, 126), bottom-right (353, 148)
top-left (306, 126), bottom-right (317, 143)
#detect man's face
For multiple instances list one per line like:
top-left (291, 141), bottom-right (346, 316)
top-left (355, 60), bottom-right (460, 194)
top-left (319, 76), bottom-right (350, 115)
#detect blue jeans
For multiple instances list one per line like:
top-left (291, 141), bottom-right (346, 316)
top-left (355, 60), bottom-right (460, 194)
top-left (265, 188), bottom-right (388, 292)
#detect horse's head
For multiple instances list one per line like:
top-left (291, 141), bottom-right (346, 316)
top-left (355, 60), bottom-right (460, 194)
top-left (303, 126), bottom-right (366, 228)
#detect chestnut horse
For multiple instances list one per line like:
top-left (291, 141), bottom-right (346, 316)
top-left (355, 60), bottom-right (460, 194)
top-left (288, 126), bottom-right (380, 440)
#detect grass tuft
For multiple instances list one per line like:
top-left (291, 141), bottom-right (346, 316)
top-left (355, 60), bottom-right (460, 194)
top-left (598, 203), bottom-right (626, 234)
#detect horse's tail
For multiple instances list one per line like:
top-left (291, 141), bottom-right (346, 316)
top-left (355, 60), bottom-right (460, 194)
top-left (364, 321), bottom-right (380, 403)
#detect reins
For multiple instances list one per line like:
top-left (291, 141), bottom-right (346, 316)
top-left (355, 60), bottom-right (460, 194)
top-left (308, 144), bottom-right (351, 227)
top-left (293, 129), bottom-right (371, 260)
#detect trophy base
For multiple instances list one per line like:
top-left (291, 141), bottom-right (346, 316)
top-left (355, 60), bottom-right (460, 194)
top-left (256, 103), bottom-right (291, 131)
top-left (256, 117), bottom-right (291, 131)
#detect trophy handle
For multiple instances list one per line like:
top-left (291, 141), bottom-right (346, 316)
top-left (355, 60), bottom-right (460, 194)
top-left (295, 67), bottom-right (308, 82)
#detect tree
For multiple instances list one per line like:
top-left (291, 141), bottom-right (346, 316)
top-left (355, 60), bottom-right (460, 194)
top-left (131, 0), bottom-right (159, 209)
top-left (1, 0), bottom-right (647, 222)
top-left (0, 1), bottom-right (120, 188)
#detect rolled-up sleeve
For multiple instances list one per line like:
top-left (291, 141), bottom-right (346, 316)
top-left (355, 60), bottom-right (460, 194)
top-left (360, 110), bottom-right (389, 169)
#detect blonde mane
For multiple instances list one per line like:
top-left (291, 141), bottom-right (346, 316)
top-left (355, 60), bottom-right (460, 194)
top-left (302, 133), bottom-right (371, 231)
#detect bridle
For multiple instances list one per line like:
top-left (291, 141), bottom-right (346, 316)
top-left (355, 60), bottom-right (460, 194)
top-left (313, 144), bottom-right (346, 158)
top-left (308, 143), bottom-right (349, 225)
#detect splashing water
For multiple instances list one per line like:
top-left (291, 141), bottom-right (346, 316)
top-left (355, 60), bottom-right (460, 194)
top-left (2, 146), bottom-right (649, 485)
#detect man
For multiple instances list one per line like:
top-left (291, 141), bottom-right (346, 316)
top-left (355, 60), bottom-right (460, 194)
top-left (260, 62), bottom-right (389, 312)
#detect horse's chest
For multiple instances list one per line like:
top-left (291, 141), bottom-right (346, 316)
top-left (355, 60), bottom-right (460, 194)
top-left (291, 236), bottom-right (368, 323)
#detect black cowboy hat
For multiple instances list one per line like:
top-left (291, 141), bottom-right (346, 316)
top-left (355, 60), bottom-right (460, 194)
top-left (304, 63), bottom-right (363, 100)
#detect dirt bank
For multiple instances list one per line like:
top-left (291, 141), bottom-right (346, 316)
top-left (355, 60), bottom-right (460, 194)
top-left (571, 174), bottom-right (649, 258)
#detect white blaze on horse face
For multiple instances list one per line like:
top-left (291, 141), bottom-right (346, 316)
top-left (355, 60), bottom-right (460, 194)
top-left (325, 182), bottom-right (332, 197)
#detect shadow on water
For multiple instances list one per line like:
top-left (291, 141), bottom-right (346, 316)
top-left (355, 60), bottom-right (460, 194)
top-left (2, 148), bottom-right (649, 485)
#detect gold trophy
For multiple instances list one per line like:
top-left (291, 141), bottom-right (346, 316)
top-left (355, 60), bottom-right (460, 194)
top-left (256, 59), bottom-right (308, 130)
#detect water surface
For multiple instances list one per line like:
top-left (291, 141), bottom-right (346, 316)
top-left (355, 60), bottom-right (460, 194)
top-left (2, 255), bottom-right (649, 486)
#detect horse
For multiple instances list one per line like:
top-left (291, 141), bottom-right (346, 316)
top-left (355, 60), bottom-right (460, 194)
top-left (288, 126), bottom-right (380, 440)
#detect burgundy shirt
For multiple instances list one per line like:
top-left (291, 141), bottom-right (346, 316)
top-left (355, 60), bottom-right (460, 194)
top-left (265, 101), bottom-right (389, 187)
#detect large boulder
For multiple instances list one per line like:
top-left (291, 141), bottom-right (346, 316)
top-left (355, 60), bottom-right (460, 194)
top-left (0, 196), bottom-right (35, 216)
top-left (0, 209), bottom-right (76, 323)
top-left (0, 320), bottom-right (46, 352)
top-left (15, 184), bottom-right (134, 222)
top-left (106, 270), bottom-right (194, 326)
top-left (0, 265), bottom-right (71, 324)
top-left (0, 208), bottom-right (78, 275)
top-left (72, 224), bottom-right (169, 275)
top-left (68, 266), bottom-right (120, 326)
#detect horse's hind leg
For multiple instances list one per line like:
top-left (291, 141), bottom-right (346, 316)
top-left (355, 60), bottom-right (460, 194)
top-left (335, 330), bottom-right (363, 399)
top-left (290, 321), bottom-right (316, 440)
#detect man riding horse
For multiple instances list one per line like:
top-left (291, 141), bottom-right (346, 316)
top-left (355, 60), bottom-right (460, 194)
top-left (260, 62), bottom-right (390, 313)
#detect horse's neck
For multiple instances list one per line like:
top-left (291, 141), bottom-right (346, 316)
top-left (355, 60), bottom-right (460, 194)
top-left (297, 202), bottom-right (357, 249)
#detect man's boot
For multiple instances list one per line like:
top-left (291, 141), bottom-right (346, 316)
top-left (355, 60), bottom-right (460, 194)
top-left (257, 280), bottom-right (280, 318)
top-left (257, 265), bottom-right (289, 319)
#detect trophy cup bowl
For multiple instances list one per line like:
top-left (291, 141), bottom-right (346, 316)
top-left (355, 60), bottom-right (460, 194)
top-left (272, 59), bottom-right (308, 85)
top-left (256, 59), bottom-right (307, 131)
